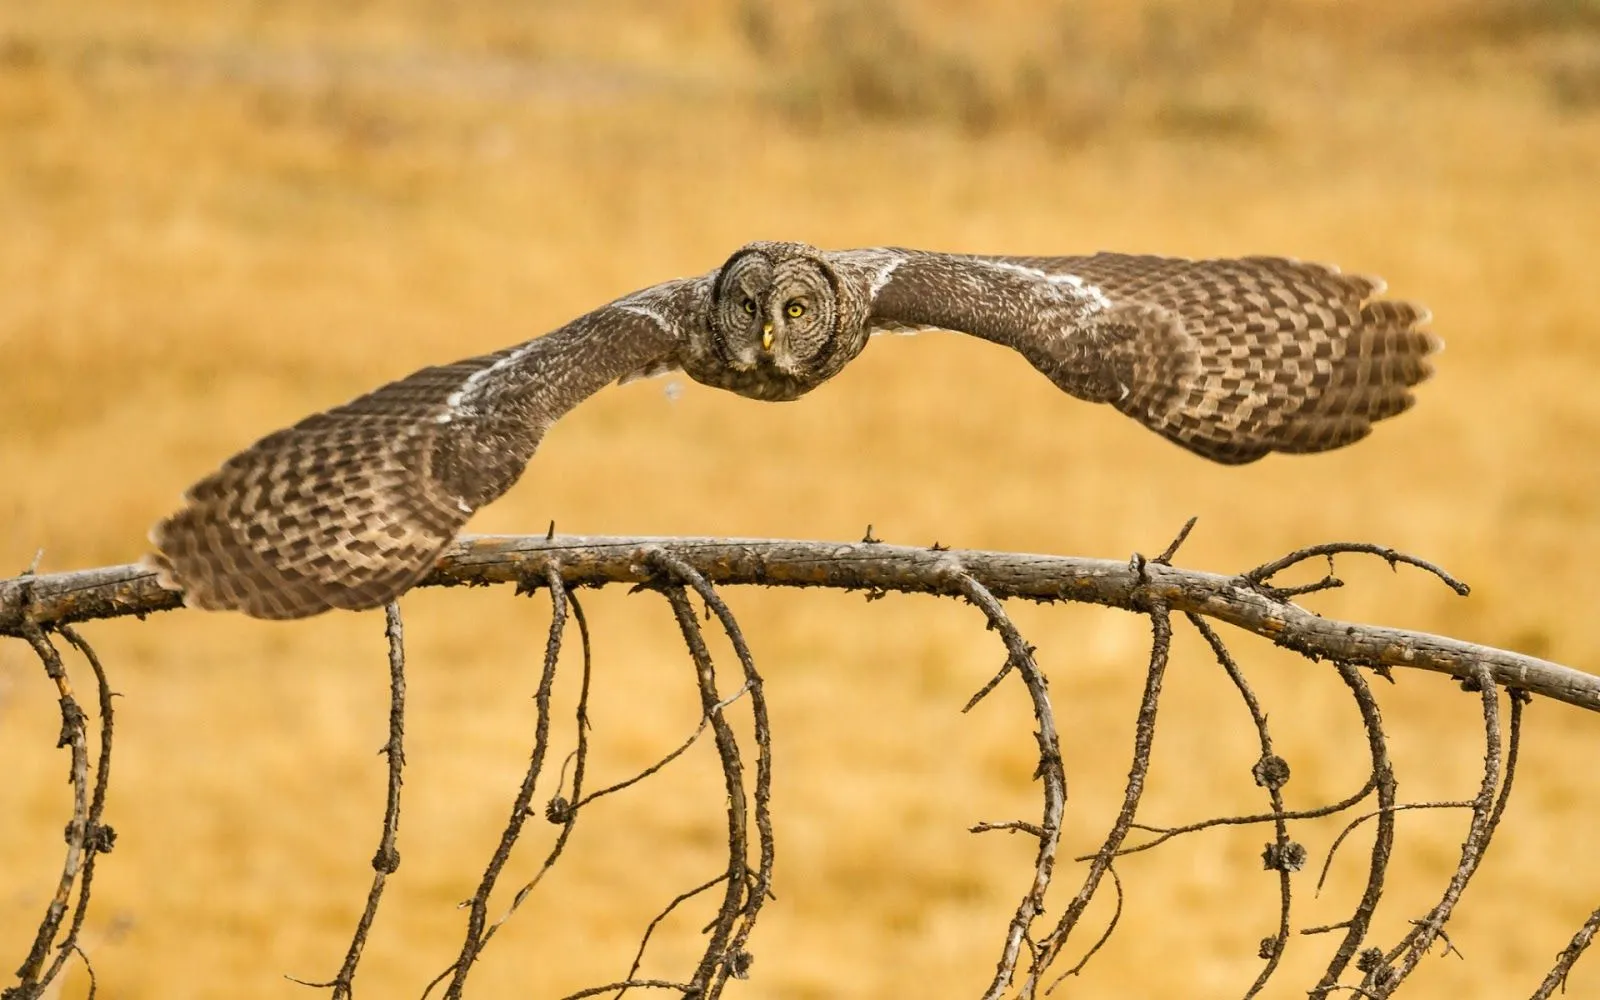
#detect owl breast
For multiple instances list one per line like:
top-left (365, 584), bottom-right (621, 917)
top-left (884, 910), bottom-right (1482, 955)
top-left (678, 350), bottom-right (818, 401)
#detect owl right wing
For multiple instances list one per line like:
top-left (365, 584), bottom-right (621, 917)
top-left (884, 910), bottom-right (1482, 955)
top-left (842, 249), bottom-right (1439, 465)
top-left (146, 277), bottom-right (709, 620)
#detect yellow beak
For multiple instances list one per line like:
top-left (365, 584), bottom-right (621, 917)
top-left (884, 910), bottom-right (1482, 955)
top-left (761, 323), bottom-right (774, 351)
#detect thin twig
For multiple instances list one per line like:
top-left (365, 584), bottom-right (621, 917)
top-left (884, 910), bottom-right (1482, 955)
top-left (478, 582), bottom-right (597, 951)
top-left (10, 623), bottom-right (91, 997)
top-left (948, 570), bottom-right (1065, 1000)
top-left (1314, 802), bottom-right (1474, 893)
top-left (574, 684), bottom-right (752, 810)
top-left (1059, 866), bottom-right (1123, 979)
top-left (1311, 662), bottom-right (1398, 999)
top-left (657, 584), bottom-right (749, 999)
top-left (432, 577), bottom-right (569, 1000)
top-left (1380, 665), bottom-right (1503, 989)
top-left (643, 549), bottom-right (774, 998)
top-left (39, 627), bottom-right (117, 990)
top-left (1187, 614), bottom-right (1292, 998)
top-left (554, 980), bottom-right (693, 1000)
top-left (1243, 542), bottom-right (1469, 597)
top-left (614, 874), bottom-right (730, 1000)
top-left (1531, 906), bottom-right (1600, 999)
top-left (1034, 602), bottom-right (1172, 995)
top-left (287, 602), bottom-right (408, 997)
top-left (1153, 516), bottom-right (1199, 565)
top-left (1100, 778), bottom-right (1378, 861)
top-left (971, 821), bottom-right (1048, 838)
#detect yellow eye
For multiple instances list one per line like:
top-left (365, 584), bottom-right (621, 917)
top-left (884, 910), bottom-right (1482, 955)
top-left (785, 301), bottom-right (806, 319)
top-left (741, 299), bottom-right (757, 315)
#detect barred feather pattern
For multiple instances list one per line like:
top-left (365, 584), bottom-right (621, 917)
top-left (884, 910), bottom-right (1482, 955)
top-left (974, 253), bottom-right (1439, 464)
top-left (147, 294), bottom-right (690, 619)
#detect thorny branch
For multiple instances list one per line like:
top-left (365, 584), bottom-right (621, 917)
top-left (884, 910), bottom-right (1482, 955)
top-left (287, 602), bottom-right (408, 999)
top-left (5, 534), bottom-right (1596, 709)
top-left (644, 547), bottom-right (775, 999)
top-left (1031, 601), bottom-right (1173, 997)
top-left (425, 566), bottom-right (572, 1000)
top-left (1304, 662), bottom-right (1398, 998)
top-left (5, 531), bottom-right (1600, 1000)
top-left (1532, 906), bottom-right (1600, 1000)
top-left (473, 585), bottom-right (594, 950)
top-left (1188, 613), bottom-right (1293, 998)
top-left (947, 569), bottom-right (1065, 1000)
top-left (5, 619), bottom-right (113, 1000)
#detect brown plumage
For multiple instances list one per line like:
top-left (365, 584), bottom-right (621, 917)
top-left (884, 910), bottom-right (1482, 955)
top-left (992, 253), bottom-right (1439, 463)
top-left (148, 242), bottom-right (1439, 619)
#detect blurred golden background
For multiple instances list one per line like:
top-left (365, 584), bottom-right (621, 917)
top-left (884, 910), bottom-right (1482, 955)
top-left (3, 1), bottom-right (1599, 997)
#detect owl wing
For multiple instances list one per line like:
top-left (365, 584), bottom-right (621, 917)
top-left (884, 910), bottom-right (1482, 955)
top-left (146, 277), bottom-right (708, 619)
top-left (846, 249), bottom-right (1439, 465)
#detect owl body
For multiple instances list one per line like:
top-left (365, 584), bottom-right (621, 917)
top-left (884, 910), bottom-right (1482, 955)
top-left (148, 240), bottom-right (1440, 618)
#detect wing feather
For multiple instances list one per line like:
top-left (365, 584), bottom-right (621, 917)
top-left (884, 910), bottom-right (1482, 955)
top-left (858, 250), bottom-right (1438, 464)
top-left (147, 279), bottom-right (704, 618)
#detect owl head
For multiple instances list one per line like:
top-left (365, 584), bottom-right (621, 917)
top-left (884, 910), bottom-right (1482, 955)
top-left (684, 241), bottom-right (866, 401)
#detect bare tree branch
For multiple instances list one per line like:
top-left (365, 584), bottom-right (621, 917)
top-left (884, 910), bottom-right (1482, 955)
top-left (4, 536), bottom-right (1592, 711)
top-left (946, 570), bottom-right (1064, 1000)
top-left (1532, 907), bottom-right (1600, 999)
top-left (6, 531), bottom-right (1599, 1000)
top-left (1379, 666), bottom-right (1510, 990)
top-left (656, 584), bottom-right (751, 997)
top-left (1309, 662), bottom-right (1398, 999)
top-left (288, 602), bottom-right (408, 998)
top-left (429, 569), bottom-right (570, 1000)
top-left (9, 623), bottom-right (91, 999)
top-left (1187, 614), bottom-right (1293, 997)
top-left (1031, 601), bottom-right (1172, 994)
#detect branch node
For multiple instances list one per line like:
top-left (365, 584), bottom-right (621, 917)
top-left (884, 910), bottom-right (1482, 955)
top-left (1153, 516), bottom-right (1199, 565)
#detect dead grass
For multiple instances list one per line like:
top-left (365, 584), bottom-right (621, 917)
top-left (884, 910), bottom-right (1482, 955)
top-left (2, 2), bottom-right (1599, 998)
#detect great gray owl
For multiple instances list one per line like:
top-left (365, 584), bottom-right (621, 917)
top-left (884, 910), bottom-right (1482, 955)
top-left (147, 241), bottom-right (1439, 619)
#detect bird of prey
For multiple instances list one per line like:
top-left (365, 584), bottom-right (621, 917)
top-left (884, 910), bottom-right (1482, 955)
top-left (147, 241), bottom-right (1439, 619)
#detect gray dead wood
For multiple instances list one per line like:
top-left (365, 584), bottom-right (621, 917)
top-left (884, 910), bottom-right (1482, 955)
top-left (1, 534), bottom-right (1595, 713)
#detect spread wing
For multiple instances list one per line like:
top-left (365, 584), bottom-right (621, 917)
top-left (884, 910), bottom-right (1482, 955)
top-left (146, 278), bottom-right (707, 619)
top-left (844, 249), bottom-right (1439, 464)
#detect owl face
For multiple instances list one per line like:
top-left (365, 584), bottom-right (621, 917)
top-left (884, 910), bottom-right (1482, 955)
top-left (710, 247), bottom-right (841, 380)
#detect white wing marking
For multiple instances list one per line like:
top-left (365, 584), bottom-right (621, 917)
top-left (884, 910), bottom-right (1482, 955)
top-left (867, 320), bottom-right (941, 338)
top-left (616, 302), bottom-right (677, 335)
top-left (445, 342), bottom-right (540, 418)
top-left (975, 259), bottom-right (1113, 312)
top-left (867, 256), bottom-right (904, 299)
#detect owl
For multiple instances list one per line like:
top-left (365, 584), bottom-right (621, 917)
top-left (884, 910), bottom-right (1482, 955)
top-left (147, 241), bottom-right (1439, 619)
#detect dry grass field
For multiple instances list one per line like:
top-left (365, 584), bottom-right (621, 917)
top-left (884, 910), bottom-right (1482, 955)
top-left (3, 1), bottom-right (1600, 997)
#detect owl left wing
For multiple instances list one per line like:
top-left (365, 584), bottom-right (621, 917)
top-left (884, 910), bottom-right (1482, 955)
top-left (840, 248), bottom-right (1439, 464)
top-left (147, 276), bottom-right (709, 619)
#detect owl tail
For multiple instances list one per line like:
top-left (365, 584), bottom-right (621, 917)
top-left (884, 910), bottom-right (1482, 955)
top-left (1105, 261), bottom-right (1440, 465)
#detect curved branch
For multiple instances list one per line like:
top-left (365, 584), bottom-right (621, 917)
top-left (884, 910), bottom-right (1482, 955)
top-left (2, 535), bottom-right (1593, 712)
top-left (10, 623), bottom-right (91, 997)
top-left (948, 570), bottom-right (1065, 1000)
top-left (1312, 663), bottom-right (1398, 998)
top-left (655, 585), bottom-right (750, 998)
top-left (288, 602), bottom-right (408, 998)
top-left (1533, 906), bottom-right (1600, 999)
top-left (1033, 602), bottom-right (1172, 993)
top-left (433, 572), bottom-right (569, 1000)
